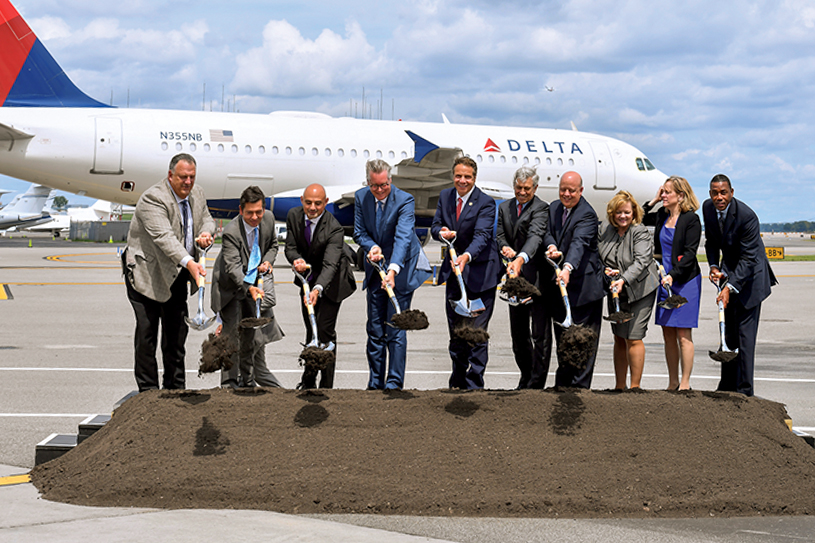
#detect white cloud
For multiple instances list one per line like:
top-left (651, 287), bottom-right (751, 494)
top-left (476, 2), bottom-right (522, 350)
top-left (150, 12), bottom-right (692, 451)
top-left (28, 16), bottom-right (72, 40)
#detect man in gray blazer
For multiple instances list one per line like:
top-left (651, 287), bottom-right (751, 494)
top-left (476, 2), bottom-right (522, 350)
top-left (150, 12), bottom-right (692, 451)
top-left (124, 153), bottom-right (216, 392)
top-left (497, 166), bottom-right (552, 389)
top-left (211, 186), bottom-right (284, 389)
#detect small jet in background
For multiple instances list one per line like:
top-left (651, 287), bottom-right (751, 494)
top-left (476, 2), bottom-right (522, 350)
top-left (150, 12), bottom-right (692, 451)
top-left (0, 184), bottom-right (54, 231)
top-left (24, 199), bottom-right (129, 237)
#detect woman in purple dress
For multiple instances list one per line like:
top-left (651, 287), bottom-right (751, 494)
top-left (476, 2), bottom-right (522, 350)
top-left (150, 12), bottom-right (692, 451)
top-left (643, 176), bottom-right (701, 390)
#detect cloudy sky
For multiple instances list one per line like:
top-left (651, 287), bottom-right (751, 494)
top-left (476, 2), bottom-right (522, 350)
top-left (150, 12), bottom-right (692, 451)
top-left (2, 0), bottom-right (814, 222)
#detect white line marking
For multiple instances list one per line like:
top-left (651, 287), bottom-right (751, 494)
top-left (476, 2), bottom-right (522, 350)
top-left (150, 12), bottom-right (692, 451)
top-left (0, 414), bottom-right (93, 417)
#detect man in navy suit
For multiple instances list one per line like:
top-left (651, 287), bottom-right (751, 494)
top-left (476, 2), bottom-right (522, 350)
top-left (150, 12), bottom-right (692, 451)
top-left (497, 166), bottom-right (552, 389)
top-left (431, 156), bottom-right (502, 389)
top-left (704, 174), bottom-right (777, 396)
top-left (544, 171), bottom-right (605, 388)
top-left (354, 159), bottom-right (432, 390)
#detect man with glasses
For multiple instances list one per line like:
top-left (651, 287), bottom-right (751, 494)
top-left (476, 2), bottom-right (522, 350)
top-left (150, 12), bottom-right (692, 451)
top-left (354, 159), bottom-right (432, 390)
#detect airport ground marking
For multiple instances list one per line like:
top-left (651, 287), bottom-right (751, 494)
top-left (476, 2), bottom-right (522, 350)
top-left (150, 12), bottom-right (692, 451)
top-left (0, 474), bottom-right (31, 486)
top-left (0, 284), bottom-right (12, 299)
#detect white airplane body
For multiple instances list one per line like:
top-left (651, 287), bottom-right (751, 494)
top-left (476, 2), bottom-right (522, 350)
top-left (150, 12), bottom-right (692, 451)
top-left (0, 0), bottom-right (666, 230)
top-left (25, 199), bottom-right (124, 236)
top-left (0, 183), bottom-right (53, 230)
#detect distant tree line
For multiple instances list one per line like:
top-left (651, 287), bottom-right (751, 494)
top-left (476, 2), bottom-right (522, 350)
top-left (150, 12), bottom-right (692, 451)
top-left (761, 221), bottom-right (815, 233)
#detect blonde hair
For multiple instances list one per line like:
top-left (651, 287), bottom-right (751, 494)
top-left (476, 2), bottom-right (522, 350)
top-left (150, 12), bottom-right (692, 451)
top-left (664, 176), bottom-right (699, 213)
top-left (606, 190), bottom-right (643, 228)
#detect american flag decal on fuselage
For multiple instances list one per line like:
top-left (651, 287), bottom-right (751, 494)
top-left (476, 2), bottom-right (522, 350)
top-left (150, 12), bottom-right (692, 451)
top-left (210, 129), bottom-right (234, 142)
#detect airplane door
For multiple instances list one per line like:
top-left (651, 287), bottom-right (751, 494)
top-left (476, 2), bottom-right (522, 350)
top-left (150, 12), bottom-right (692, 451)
top-left (91, 117), bottom-right (123, 175)
top-left (588, 140), bottom-right (616, 189)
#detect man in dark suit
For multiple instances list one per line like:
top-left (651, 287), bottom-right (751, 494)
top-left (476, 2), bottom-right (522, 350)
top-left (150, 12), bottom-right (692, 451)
top-left (704, 174), bottom-right (777, 396)
top-left (543, 171), bottom-right (605, 388)
top-left (431, 156), bottom-right (502, 390)
top-left (354, 159), bottom-right (432, 390)
top-left (497, 166), bottom-right (552, 389)
top-left (123, 153), bottom-right (215, 392)
top-left (285, 184), bottom-right (356, 389)
top-left (211, 186), bottom-right (284, 389)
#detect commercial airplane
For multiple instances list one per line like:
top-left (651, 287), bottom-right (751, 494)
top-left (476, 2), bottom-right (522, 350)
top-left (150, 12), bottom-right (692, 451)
top-left (24, 199), bottom-right (128, 237)
top-left (0, 0), bottom-right (666, 233)
top-left (0, 183), bottom-right (54, 230)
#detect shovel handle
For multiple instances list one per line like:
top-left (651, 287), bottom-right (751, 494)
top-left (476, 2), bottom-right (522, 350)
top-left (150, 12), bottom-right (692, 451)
top-left (195, 251), bottom-right (207, 288)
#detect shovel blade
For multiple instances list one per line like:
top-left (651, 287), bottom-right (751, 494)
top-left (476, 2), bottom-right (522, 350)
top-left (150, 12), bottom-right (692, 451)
top-left (468, 298), bottom-right (486, 315)
top-left (709, 349), bottom-right (739, 363)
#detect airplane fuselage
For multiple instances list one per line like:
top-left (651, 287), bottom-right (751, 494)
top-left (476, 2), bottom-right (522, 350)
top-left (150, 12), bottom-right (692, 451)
top-left (0, 108), bottom-right (666, 223)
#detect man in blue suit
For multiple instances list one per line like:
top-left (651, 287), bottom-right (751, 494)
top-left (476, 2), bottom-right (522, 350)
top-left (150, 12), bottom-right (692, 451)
top-left (544, 171), bottom-right (605, 388)
top-left (431, 156), bottom-right (502, 389)
top-left (354, 159), bottom-right (432, 390)
top-left (704, 174), bottom-right (777, 396)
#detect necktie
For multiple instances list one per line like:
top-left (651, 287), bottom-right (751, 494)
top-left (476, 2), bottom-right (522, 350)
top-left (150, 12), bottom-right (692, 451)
top-left (305, 219), bottom-right (312, 246)
top-left (718, 211), bottom-right (725, 233)
top-left (376, 200), bottom-right (384, 233)
top-left (517, 202), bottom-right (523, 218)
top-left (245, 227), bottom-right (261, 284)
top-left (562, 208), bottom-right (569, 227)
top-left (456, 197), bottom-right (463, 221)
top-left (179, 200), bottom-right (192, 255)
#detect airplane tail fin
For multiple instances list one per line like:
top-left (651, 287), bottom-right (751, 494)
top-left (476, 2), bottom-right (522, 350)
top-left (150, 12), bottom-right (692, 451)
top-left (4, 184), bottom-right (52, 214)
top-left (0, 0), bottom-right (108, 107)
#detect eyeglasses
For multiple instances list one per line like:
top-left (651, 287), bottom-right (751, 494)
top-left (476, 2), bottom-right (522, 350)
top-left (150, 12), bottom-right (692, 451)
top-left (369, 182), bottom-right (391, 190)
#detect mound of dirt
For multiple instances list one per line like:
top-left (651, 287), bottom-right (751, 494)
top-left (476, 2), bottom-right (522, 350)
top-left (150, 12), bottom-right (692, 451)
top-left (30, 388), bottom-right (815, 518)
top-left (390, 309), bottom-right (430, 330)
top-left (299, 346), bottom-right (336, 370)
top-left (453, 324), bottom-right (490, 345)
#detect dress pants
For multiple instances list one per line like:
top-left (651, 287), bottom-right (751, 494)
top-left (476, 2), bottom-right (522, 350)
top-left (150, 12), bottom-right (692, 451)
top-left (508, 295), bottom-right (553, 389)
top-left (298, 294), bottom-right (341, 389)
top-left (553, 297), bottom-right (603, 389)
top-left (220, 296), bottom-right (282, 388)
top-left (126, 270), bottom-right (189, 392)
top-left (366, 281), bottom-right (413, 390)
top-left (445, 281), bottom-right (496, 390)
top-left (717, 297), bottom-right (761, 397)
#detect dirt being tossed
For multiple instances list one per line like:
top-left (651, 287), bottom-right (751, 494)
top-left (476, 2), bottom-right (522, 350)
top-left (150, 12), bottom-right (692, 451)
top-left (299, 346), bottom-right (335, 370)
top-left (453, 323), bottom-right (490, 345)
top-left (390, 309), bottom-right (430, 330)
top-left (501, 276), bottom-right (541, 299)
top-left (198, 333), bottom-right (237, 375)
top-left (557, 325), bottom-right (597, 370)
top-left (239, 317), bottom-right (272, 329)
top-left (30, 388), bottom-right (815, 518)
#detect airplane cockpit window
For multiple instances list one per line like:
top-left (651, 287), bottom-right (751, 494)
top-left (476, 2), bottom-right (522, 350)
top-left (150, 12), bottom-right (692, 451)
top-left (644, 158), bottom-right (656, 171)
top-left (636, 158), bottom-right (645, 171)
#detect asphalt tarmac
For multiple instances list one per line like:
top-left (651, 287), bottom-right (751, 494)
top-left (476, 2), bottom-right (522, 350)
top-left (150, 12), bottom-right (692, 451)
top-left (1, 232), bottom-right (814, 542)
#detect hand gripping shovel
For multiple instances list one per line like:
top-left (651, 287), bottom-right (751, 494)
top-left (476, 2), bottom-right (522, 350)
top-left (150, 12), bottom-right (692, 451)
top-left (709, 276), bottom-right (739, 363)
top-left (603, 269), bottom-right (633, 324)
top-left (441, 235), bottom-right (485, 318)
top-left (498, 257), bottom-right (537, 306)
top-left (293, 265), bottom-right (335, 352)
top-left (545, 253), bottom-right (573, 328)
top-left (655, 260), bottom-right (688, 309)
top-left (368, 257), bottom-right (429, 330)
top-left (185, 244), bottom-right (217, 331)
top-left (239, 272), bottom-right (273, 330)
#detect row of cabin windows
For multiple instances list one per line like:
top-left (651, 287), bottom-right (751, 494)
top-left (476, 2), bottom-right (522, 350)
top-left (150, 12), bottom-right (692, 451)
top-left (159, 141), bottom-right (577, 167)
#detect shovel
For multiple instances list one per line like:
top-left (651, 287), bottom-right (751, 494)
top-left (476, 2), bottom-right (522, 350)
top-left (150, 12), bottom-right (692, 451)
top-left (368, 257), bottom-right (429, 330)
top-left (293, 264), bottom-right (335, 351)
top-left (185, 244), bottom-right (217, 331)
top-left (709, 276), bottom-right (739, 363)
top-left (498, 257), bottom-right (534, 306)
top-left (603, 269), bottom-right (633, 324)
top-left (545, 253), bottom-right (573, 328)
top-left (239, 272), bottom-right (273, 330)
top-left (655, 260), bottom-right (688, 309)
top-left (441, 235), bottom-right (485, 318)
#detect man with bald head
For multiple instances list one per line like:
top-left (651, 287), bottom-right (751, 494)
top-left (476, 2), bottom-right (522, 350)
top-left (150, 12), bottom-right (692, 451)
top-left (543, 171), bottom-right (605, 388)
top-left (285, 183), bottom-right (356, 389)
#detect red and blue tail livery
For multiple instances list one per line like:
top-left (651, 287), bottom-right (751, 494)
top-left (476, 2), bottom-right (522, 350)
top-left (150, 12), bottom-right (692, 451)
top-left (0, 0), bottom-right (107, 107)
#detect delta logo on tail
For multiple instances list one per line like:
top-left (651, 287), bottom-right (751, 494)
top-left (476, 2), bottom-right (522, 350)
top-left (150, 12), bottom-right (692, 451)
top-left (483, 138), bottom-right (501, 152)
top-left (0, 2), bottom-right (106, 107)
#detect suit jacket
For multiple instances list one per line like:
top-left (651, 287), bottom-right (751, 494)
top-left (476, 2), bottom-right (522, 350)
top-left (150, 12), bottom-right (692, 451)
top-left (644, 204), bottom-right (702, 285)
top-left (598, 222), bottom-right (659, 302)
top-left (496, 196), bottom-right (549, 286)
top-left (211, 213), bottom-right (283, 344)
top-left (125, 179), bottom-right (215, 302)
top-left (703, 198), bottom-right (776, 309)
top-left (353, 186), bottom-right (431, 294)
top-left (284, 207), bottom-right (356, 303)
top-left (431, 186), bottom-right (501, 293)
top-left (543, 196), bottom-right (604, 307)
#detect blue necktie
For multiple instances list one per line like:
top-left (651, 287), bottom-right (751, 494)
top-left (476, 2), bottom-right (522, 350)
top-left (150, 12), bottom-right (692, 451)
top-left (376, 200), bottom-right (384, 234)
top-left (179, 200), bottom-right (192, 255)
top-left (245, 227), bottom-right (261, 284)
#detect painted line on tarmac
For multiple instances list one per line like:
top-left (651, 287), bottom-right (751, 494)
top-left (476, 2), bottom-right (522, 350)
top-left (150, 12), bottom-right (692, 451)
top-left (0, 474), bottom-right (31, 486)
top-left (0, 284), bottom-right (12, 300)
top-left (0, 413), bottom-right (93, 417)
